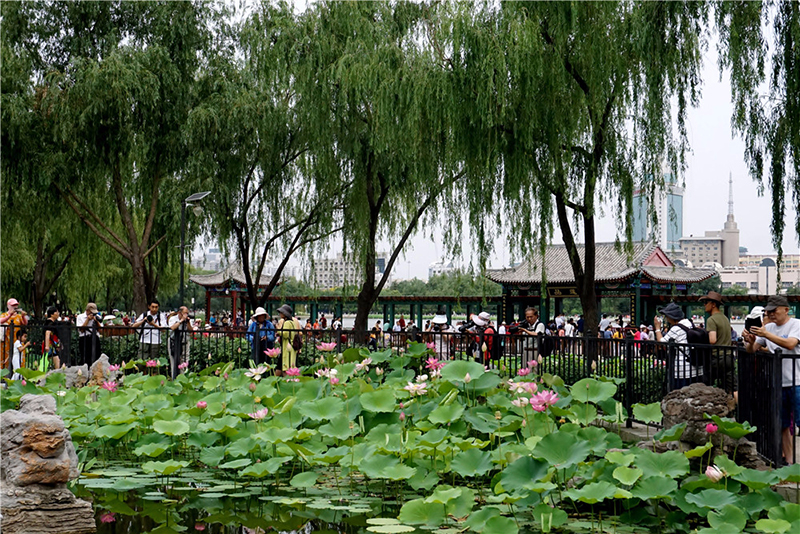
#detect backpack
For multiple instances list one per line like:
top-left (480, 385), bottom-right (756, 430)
top-left (675, 323), bottom-right (711, 366)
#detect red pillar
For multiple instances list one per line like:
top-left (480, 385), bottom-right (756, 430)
top-left (232, 290), bottom-right (238, 321)
top-left (205, 290), bottom-right (211, 325)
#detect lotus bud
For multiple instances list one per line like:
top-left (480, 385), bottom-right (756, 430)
top-left (249, 382), bottom-right (257, 392)
top-left (495, 411), bottom-right (502, 420)
top-left (399, 411), bottom-right (406, 422)
top-left (706, 423), bottom-right (718, 434)
top-left (591, 360), bottom-right (597, 371)
top-left (537, 355), bottom-right (543, 364)
top-left (376, 367), bottom-right (383, 375)
top-left (464, 373), bottom-right (472, 383)
top-left (481, 342), bottom-right (488, 353)
top-left (705, 465), bottom-right (724, 483)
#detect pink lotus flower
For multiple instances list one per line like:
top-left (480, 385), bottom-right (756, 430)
top-left (511, 397), bottom-right (529, 408)
top-left (108, 364), bottom-right (121, 372)
top-left (316, 342), bottom-right (338, 352)
top-left (535, 390), bottom-right (559, 407)
top-left (315, 368), bottom-right (337, 379)
top-left (426, 342), bottom-right (436, 351)
top-left (530, 401), bottom-right (547, 412)
top-left (146, 359), bottom-right (158, 367)
top-left (245, 365), bottom-right (269, 381)
top-left (100, 512), bottom-right (116, 523)
top-left (425, 357), bottom-right (446, 371)
top-left (195, 524), bottom-right (206, 531)
top-left (706, 423), bottom-right (718, 434)
top-left (21, 379), bottom-right (27, 386)
top-left (706, 465), bottom-right (724, 483)
top-left (404, 381), bottom-right (428, 396)
top-left (355, 358), bottom-right (372, 372)
top-left (196, 401), bottom-right (207, 409)
top-left (264, 348), bottom-right (281, 358)
top-left (399, 411), bottom-right (406, 422)
top-left (178, 362), bottom-right (189, 371)
top-left (101, 381), bottom-right (118, 392)
top-left (522, 382), bottom-right (539, 394)
top-left (248, 408), bottom-right (269, 420)
top-left (285, 367), bottom-right (301, 377)
top-left (330, 377), bottom-right (340, 385)
top-left (517, 368), bottom-right (531, 376)
top-left (528, 359), bottom-right (538, 368)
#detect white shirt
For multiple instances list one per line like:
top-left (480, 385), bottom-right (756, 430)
top-left (564, 323), bottom-right (576, 337)
top-left (660, 319), bottom-right (701, 379)
top-left (76, 313), bottom-right (101, 337)
top-left (599, 318), bottom-right (611, 331)
top-left (168, 315), bottom-right (194, 338)
top-left (756, 318), bottom-right (800, 387)
top-left (137, 312), bottom-right (167, 345)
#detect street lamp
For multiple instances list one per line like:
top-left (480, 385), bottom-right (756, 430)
top-left (181, 191), bottom-right (211, 305)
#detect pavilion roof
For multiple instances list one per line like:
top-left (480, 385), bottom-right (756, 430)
top-left (486, 242), bottom-right (715, 286)
top-left (189, 264), bottom-right (273, 288)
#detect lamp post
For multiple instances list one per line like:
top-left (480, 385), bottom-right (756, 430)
top-left (180, 191), bottom-right (211, 305)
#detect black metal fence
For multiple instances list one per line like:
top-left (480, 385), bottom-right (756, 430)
top-left (2, 322), bottom-right (796, 466)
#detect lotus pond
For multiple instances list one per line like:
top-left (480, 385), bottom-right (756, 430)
top-left (3, 343), bottom-right (800, 534)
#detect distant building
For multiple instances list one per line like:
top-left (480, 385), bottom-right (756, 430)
top-left (740, 254), bottom-right (800, 271)
top-left (191, 246), bottom-right (223, 271)
top-left (310, 252), bottom-right (389, 289)
top-left (674, 173), bottom-right (740, 267)
top-left (632, 169), bottom-right (684, 253)
top-left (428, 260), bottom-right (456, 278)
top-left (719, 263), bottom-right (800, 295)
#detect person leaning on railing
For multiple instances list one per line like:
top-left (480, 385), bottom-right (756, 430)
top-left (742, 295), bottom-right (800, 465)
top-left (653, 303), bottom-right (702, 389)
top-left (699, 291), bottom-right (737, 398)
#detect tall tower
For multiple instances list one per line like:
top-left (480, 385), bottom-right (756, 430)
top-left (631, 166), bottom-right (683, 252)
top-left (721, 172), bottom-right (740, 266)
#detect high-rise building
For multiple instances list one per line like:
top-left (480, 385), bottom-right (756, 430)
top-left (428, 260), bottom-right (456, 278)
top-left (632, 169), bottom-right (684, 253)
top-left (310, 253), bottom-right (389, 289)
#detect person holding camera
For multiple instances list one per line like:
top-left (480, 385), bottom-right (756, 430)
top-left (132, 299), bottom-right (167, 362)
top-left (515, 307), bottom-right (544, 367)
top-left (168, 306), bottom-right (195, 378)
top-left (462, 311), bottom-right (497, 365)
top-left (76, 303), bottom-right (103, 366)
top-left (429, 307), bottom-right (456, 360)
top-left (1, 298), bottom-right (29, 371)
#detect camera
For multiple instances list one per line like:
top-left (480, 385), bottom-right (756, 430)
top-left (147, 314), bottom-right (156, 322)
top-left (507, 324), bottom-right (521, 334)
top-left (458, 319), bottom-right (477, 333)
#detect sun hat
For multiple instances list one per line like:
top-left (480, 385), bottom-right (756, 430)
top-left (431, 305), bottom-right (448, 325)
top-left (765, 295), bottom-right (790, 312)
top-left (698, 291), bottom-right (724, 304)
top-left (86, 303), bottom-right (99, 313)
top-left (657, 302), bottom-right (685, 321)
top-left (252, 307), bottom-right (268, 319)
top-left (746, 306), bottom-right (765, 319)
top-left (7, 298), bottom-right (19, 308)
top-left (277, 304), bottom-right (294, 318)
top-left (473, 311), bottom-right (492, 326)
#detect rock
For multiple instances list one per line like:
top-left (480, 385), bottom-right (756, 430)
top-left (43, 365), bottom-right (89, 389)
top-left (659, 383), bottom-right (766, 470)
top-left (88, 354), bottom-right (111, 386)
top-left (1, 394), bottom-right (95, 533)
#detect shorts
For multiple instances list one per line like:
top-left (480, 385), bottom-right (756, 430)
top-left (781, 386), bottom-right (800, 429)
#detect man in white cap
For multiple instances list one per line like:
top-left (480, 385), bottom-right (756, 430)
top-left (0, 298), bottom-right (28, 371)
top-left (466, 311), bottom-right (497, 365)
top-left (76, 302), bottom-right (104, 366)
top-left (247, 307), bottom-right (275, 365)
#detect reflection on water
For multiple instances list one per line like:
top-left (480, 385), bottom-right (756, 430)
top-left (74, 465), bottom-right (409, 534)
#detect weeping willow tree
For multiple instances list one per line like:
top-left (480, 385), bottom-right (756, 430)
top-left (441, 1), bottom-right (707, 337)
top-left (295, 1), bottom-right (463, 333)
top-left (717, 1), bottom-right (800, 269)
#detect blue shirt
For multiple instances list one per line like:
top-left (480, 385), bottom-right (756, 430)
top-left (247, 319), bottom-right (275, 346)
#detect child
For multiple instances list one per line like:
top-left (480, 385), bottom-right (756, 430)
top-left (12, 328), bottom-right (30, 381)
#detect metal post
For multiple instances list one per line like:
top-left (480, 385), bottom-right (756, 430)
top-left (180, 200), bottom-right (187, 305)
top-left (625, 339), bottom-right (634, 428)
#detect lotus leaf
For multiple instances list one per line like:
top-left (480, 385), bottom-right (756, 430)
top-left (219, 458), bottom-right (252, 469)
top-left (685, 488), bottom-right (739, 509)
top-left (427, 403), bottom-right (464, 425)
top-left (365, 424), bottom-right (404, 452)
top-left (318, 415), bottom-right (354, 441)
top-left (570, 378), bottom-right (617, 404)
top-left (366, 525), bottom-right (415, 534)
top-left (565, 481), bottom-right (629, 503)
top-left (153, 420), bottom-right (190, 436)
top-left (708, 504), bottom-right (747, 531)
top-left (463, 406), bottom-right (501, 434)
top-left (532, 503), bottom-right (568, 532)
top-left (631, 476), bottom-right (678, 500)
top-left (577, 426), bottom-right (621, 453)
top-left (360, 389), bottom-right (396, 413)
top-left (499, 457), bottom-right (550, 492)
top-left (768, 502), bottom-right (800, 525)
top-left (424, 486), bottom-right (462, 504)
top-left (290, 471), bottom-right (319, 488)
top-left (95, 422), bottom-right (139, 440)
top-left (654, 422), bottom-right (687, 442)
top-left (775, 463), bottom-right (800, 483)
top-left (482, 515), bottom-right (518, 534)
top-left (439, 360), bottom-right (485, 384)
top-left (632, 402), bottom-right (663, 424)
top-left (417, 428), bottom-right (449, 447)
top-left (424, 485), bottom-right (474, 518)
top-left (634, 449), bottom-right (689, 479)
top-left (201, 415), bottom-right (240, 434)
top-left (198, 446), bottom-right (226, 467)
top-left (407, 467), bottom-right (439, 491)
top-left (133, 441), bottom-right (171, 458)
top-left (240, 457), bottom-right (290, 477)
top-left (613, 466), bottom-right (643, 486)
top-left (254, 427), bottom-right (297, 444)
top-left (298, 396), bottom-right (344, 421)
top-left (186, 431), bottom-right (220, 449)
top-left (451, 449), bottom-right (493, 477)
top-left (684, 441), bottom-right (713, 459)
top-left (226, 437), bottom-right (258, 457)
top-left (464, 507), bottom-right (502, 531)
top-left (533, 430), bottom-right (592, 468)
top-left (706, 415), bottom-right (756, 440)
top-left (733, 468), bottom-right (780, 490)
top-left (467, 372), bottom-right (503, 395)
top-left (398, 498), bottom-right (446, 526)
top-left (755, 519), bottom-right (792, 534)
top-left (141, 460), bottom-right (189, 476)
top-left (605, 450), bottom-right (635, 466)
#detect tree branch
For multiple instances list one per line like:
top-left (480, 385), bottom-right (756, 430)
top-left (59, 188), bottom-right (131, 260)
top-left (142, 234), bottom-right (168, 259)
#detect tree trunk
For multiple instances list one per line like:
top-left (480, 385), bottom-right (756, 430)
top-left (130, 255), bottom-right (148, 315)
top-left (353, 243), bottom-right (377, 335)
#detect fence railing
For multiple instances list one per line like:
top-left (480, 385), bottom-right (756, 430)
top-left (2, 322), bottom-right (795, 466)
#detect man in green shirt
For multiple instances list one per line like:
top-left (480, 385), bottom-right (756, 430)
top-left (699, 291), bottom-right (736, 397)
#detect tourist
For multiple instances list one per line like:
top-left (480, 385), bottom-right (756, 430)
top-left (398, 314), bottom-right (406, 329)
top-left (76, 303), bottom-right (103, 366)
top-left (332, 316), bottom-right (342, 330)
top-left (430, 306), bottom-right (456, 360)
top-left (517, 307), bottom-right (544, 367)
top-left (11, 328), bottom-right (30, 380)
top-left (0, 298), bottom-right (29, 371)
top-left (368, 320), bottom-right (382, 351)
top-left (43, 306), bottom-right (63, 370)
top-left (467, 311), bottom-right (496, 365)
top-left (577, 314), bottom-right (585, 336)
top-left (168, 306), bottom-right (195, 379)
top-left (699, 291), bottom-right (736, 395)
top-left (246, 307), bottom-right (275, 366)
top-left (653, 303), bottom-right (701, 389)
top-left (742, 295), bottom-right (800, 464)
top-left (276, 304), bottom-right (301, 375)
top-left (132, 299), bottom-right (167, 361)
top-left (598, 314), bottom-right (611, 332)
